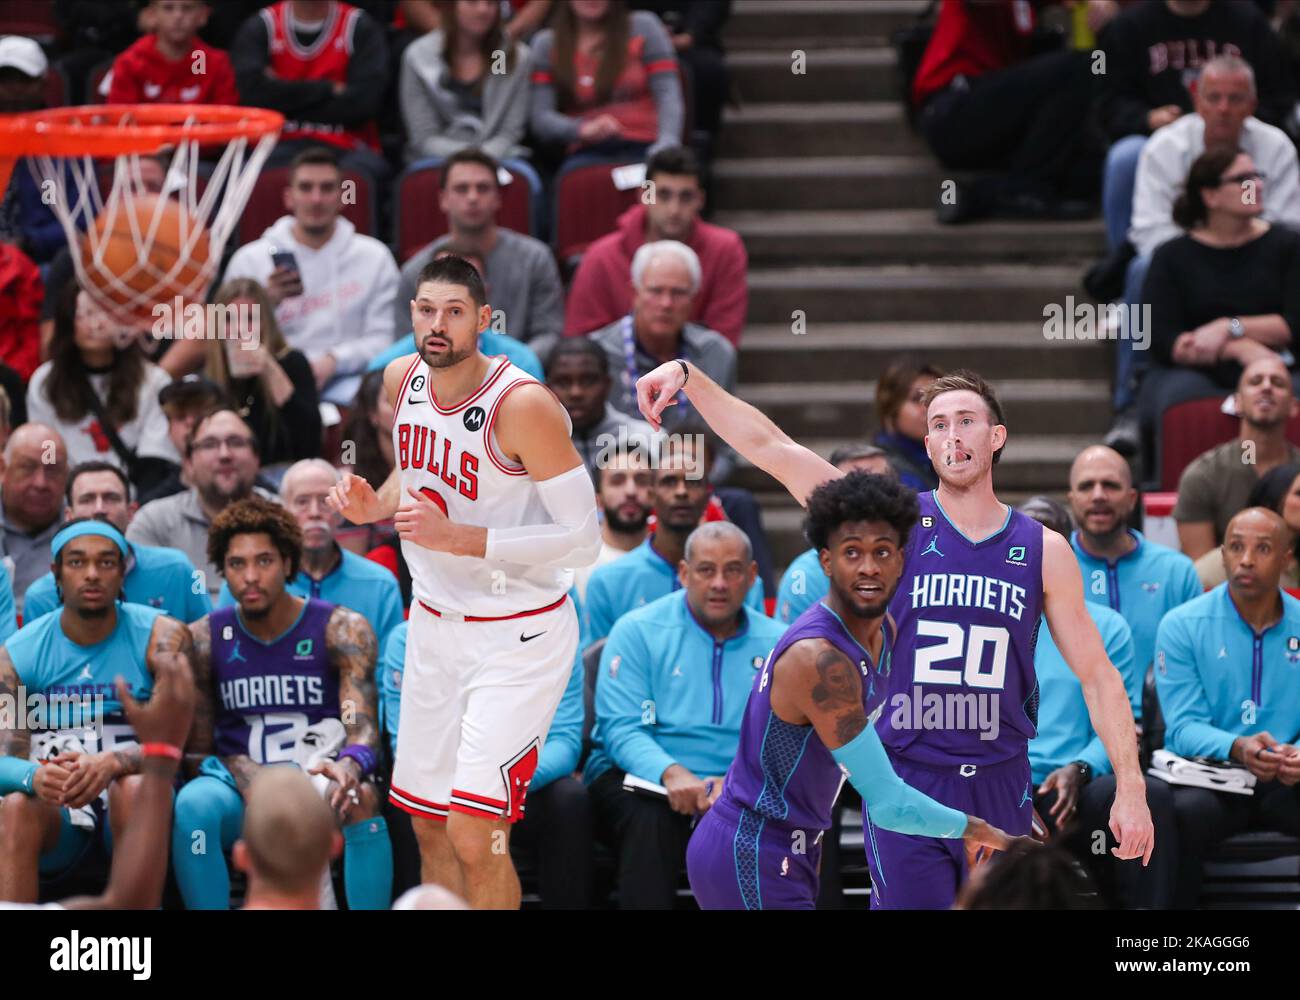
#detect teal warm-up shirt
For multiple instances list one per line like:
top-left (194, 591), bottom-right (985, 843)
top-left (379, 619), bottom-right (584, 791)
top-left (24, 544), bottom-right (210, 624)
top-left (1155, 585), bottom-right (1300, 760)
top-left (776, 546), bottom-right (826, 623)
top-left (1028, 603), bottom-right (1138, 785)
top-left (1071, 529), bottom-right (1201, 676)
top-left (584, 537), bottom-right (766, 645)
top-left (218, 547), bottom-right (404, 650)
top-left (586, 589), bottom-right (786, 785)
top-left (6, 603), bottom-right (161, 752)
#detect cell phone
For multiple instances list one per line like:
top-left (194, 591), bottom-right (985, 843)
top-left (270, 249), bottom-right (300, 275)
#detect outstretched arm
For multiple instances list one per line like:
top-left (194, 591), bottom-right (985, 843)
top-left (636, 360), bottom-right (840, 507)
top-left (1043, 528), bottom-right (1154, 864)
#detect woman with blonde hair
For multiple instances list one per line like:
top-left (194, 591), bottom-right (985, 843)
top-left (206, 278), bottom-right (321, 472)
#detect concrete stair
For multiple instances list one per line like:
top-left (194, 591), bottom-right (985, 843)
top-left (714, 0), bottom-right (1110, 574)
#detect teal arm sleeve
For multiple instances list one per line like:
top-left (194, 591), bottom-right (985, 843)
top-left (0, 757), bottom-right (38, 795)
top-left (829, 725), bottom-right (968, 839)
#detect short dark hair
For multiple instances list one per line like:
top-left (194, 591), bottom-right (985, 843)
top-left (803, 471), bottom-right (919, 553)
top-left (208, 496), bottom-right (303, 581)
top-left (187, 406), bottom-right (259, 458)
top-left (1018, 495), bottom-right (1073, 539)
top-left (645, 145), bottom-right (702, 185)
top-left (829, 442), bottom-right (892, 472)
top-left (66, 460), bottom-right (132, 504)
top-left (1173, 145), bottom-right (1242, 230)
top-left (544, 337), bottom-right (609, 378)
top-left (439, 148), bottom-right (501, 190)
top-left (957, 844), bottom-right (1100, 910)
top-left (415, 254), bottom-right (488, 312)
top-left (919, 368), bottom-right (1007, 465)
top-left (287, 145), bottom-right (341, 182)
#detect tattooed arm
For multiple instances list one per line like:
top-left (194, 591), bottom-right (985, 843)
top-left (327, 606), bottom-right (380, 756)
top-left (771, 640), bottom-right (870, 749)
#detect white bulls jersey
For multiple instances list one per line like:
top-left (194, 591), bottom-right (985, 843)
top-left (391, 353), bottom-right (574, 617)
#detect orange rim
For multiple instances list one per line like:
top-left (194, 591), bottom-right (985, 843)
top-left (0, 103), bottom-right (284, 157)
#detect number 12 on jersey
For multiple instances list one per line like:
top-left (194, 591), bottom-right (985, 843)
top-left (912, 620), bottom-right (1009, 690)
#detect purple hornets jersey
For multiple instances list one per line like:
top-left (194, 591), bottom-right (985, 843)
top-left (211, 598), bottom-right (340, 761)
top-left (718, 601), bottom-right (892, 837)
top-left (879, 490), bottom-right (1044, 766)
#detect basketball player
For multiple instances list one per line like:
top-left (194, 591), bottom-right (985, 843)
top-left (687, 473), bottom-right (1031, 909)
top-left (327, 255), bottom-right (600, 909)
top-left (637, 363), bottom-right (1154, 908)
top-left (172, 498), bottom-right (392, 910)
top-left (0, 518), bottom-right (194, 902)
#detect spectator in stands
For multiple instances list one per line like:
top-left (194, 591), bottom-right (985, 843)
top-left (1021, 495), bottom-right (1178, 910)
top-left (52, 0), bottom-right (146, 105)
top-left (380, 621), bottom-right (594, 907)
top-left (503, 0), bottom-right (556, 44)
top-left (127, 407), bottom-right (276, 599)
top-left (1109, 55), bottom-right (1300, 453)
top-left (584, 435), bottom-right (763, 644)
top-left (873, 356), bottom-right (943, 491)
top-left (105, 1), bottom-right (239, 105)
top-left (341, 369), bottom-right (395, 492)
top-left (631, 0), bottom-right (731, 157)
top-left (1195, 461), bottom-right (1300, 592)
top-left (529, 0), bottom-right (684, 166)
top-left (564, 145), bottom-right (747, 345)
top-left (23, 461), bottom-right (209, 623)
top-left (775, 445), bottom-right (895, 624)
top-left (396, 150), bottom-right (564, 345)
top-left (1141, 146), bottom-right (1300, 447)
top-left (1097, 1), bottom-right (1294, 253)
top-left (0, 425), bottom-right (68, 616)
top-left (0, 37), bottom-right (65, 268)
top-left (586, 521), bottom-right (784, 909)
top-left (216, 459), bottom-right (403, 648)
top-left (586, 240), bottom-right (737, 481)
top-left (27, 283), bottom-right (179, 499)
top-left (221, 146), bottom-right (400, 406)
top-left (911, 0), bottom-right (1099, 224)
top-left (384, 246), bottom-right (545, 376)
top-left (1066, 445), bottom-right (1201, 674)
top-left (205, 278), bottom-right (322, 475)
top-left (546, 336), bottom-right (657, 481)
top-left (954, 843), bottom-right (1099, 910)
top-left (140, 374), bottom-right (226, 505)
top-left (575, 445), bottom-right (652, 601)
top-left (231, 0), bottom-right (391, 182)
top-left (399, 0), bottom-right (532, 164)
top-left (1174, 356), bottom-right (1300, 561)
top-left (1156, 505), bottom-right (1300, 909)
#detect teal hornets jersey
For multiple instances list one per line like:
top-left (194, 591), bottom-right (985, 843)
top-left (6, 604), bottom-right (161, 757)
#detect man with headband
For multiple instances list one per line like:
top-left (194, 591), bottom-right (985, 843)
top-left (0, 517), bottom-right (195, 902)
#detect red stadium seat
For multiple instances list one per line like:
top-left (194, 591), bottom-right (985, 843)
top-left (393, 161), bottom-right (535, 263)
top-left (554, 159), bottom-right (643, 263)
top-left (1160, 397), bottom-right (1300, 491)
top-left (87, 57), bottom-right (114, 104)
top-left (0, 0), bottom-right (58, 41)
top-left (237, 165), bottom-right (376, 246)
top-left (43, 63), bottom-right (69, 108)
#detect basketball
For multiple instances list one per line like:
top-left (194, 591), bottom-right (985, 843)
top-left (79, 194), bottom-right (211, 325)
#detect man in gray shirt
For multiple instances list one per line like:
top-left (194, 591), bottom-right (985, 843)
top-left (0, 424), bottom-right (68, 616)
top-left (396, 148), bottom-right (563, 344)
top-left (586, 240), bottom-right (738, 483)
top-left (127, 409), bottom-right (276, 599)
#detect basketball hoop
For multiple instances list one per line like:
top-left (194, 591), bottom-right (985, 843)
top-left (0, 104), bottom-right (283, 325)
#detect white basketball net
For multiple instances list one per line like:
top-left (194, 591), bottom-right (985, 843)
top-left (27, 108), bottom-right (279, 325)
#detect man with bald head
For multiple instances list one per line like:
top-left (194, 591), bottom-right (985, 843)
top-left (586, 521), bottom-right (785, 909)
top-left (215, 458), bottom-right (403, 654)
top-left (0, 424), bottom-right (68, 616)
top-left (1174, 357), bottom-right (1300, 566)
top-left (235, 767), bottom-right (342, 910)
top-left (1155, 506), bottom-right (1300, 907)
top-left (1068, 444), bottom-right (1201, 678)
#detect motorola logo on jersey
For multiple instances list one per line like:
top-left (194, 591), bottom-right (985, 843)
top-left (464, 406), bottom-right (486, 432)
top-left (396, 423), bottom-right (480, 501)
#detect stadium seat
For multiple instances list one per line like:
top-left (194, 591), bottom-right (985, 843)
top-left (43, 63), bottom-right (69, 108)
top-left (1200, 832), bottom-right (1300, 908)
top-left (392, 158), bottom-right (541, 263)
top-left (553, 158), bottom-right (644, 264)
top-left (0, 0), bottom-right (58, 41)
top-left (87, 57), bottom-right (113, 104)
top-left (1159, 397), bottom-right (1300, 491)
top-left (237, 165), bottom-right (376, 246)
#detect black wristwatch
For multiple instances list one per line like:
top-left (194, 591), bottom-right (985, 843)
top-left (1070, 760), bottom-right (1092, 784)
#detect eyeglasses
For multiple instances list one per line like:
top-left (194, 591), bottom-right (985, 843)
top-left (191, 435), bottom-right (253, 454)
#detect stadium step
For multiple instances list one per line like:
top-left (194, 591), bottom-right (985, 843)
top-left (718, 210), bottom-right (1107, 265)
top-left (711, 155), bottom-right (943, 211)
top-left (727, 47), bottom-right (896, 105)
top-left (718, 101), bottom-right (926, 157)
top-left (724, 0), bottom-right (931, 44)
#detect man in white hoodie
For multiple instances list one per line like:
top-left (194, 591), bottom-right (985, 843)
top-left (223, 146), bottom-right (400, 406)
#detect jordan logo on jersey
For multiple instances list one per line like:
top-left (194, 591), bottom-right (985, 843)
top-left (922, 537), bottom-right (944, 558)
top-left (396, 423), bottom-right (480, 501)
